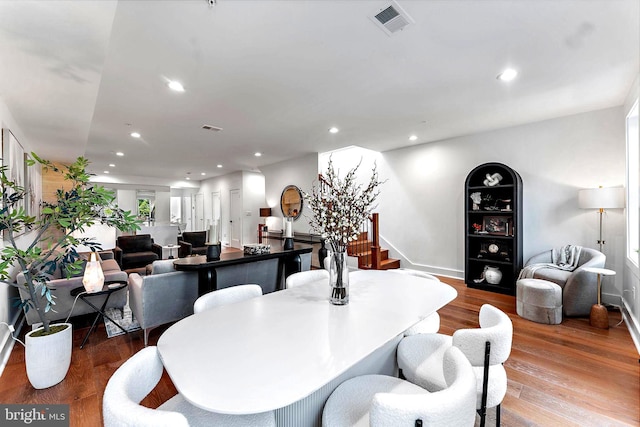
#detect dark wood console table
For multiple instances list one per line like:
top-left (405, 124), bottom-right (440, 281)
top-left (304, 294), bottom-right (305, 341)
top-left (173, 242), bottom-right (312, 295)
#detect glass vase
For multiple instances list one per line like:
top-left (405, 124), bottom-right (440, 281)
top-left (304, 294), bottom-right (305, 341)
top-left (329, 250), bottom-right (349, 305)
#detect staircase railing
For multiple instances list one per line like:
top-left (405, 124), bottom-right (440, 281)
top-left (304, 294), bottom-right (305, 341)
top-left (347, 212), bottom-right (381, 269)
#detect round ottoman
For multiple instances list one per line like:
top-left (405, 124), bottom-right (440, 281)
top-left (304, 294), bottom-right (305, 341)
top-left (516, 278), bottom-right (562, 324)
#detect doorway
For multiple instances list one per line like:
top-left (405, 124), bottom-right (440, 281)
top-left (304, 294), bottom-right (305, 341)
top-left (194, 193), bottom-right (204, 232)
top-left (211, 191), bottom-right (221, 243)
top-left (229, 189), bottom-right (241, 248)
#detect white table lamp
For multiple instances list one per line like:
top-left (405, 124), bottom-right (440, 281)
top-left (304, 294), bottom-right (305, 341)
top-left (578, 186), bottom-right (624, 252)
top-left (82, 252), bottom-right (104, 293)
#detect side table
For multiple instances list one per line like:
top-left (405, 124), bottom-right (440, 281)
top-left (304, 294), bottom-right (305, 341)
top-left (583, 267), bottom-right (616, 329)
top-left (163, 244), bottom-right (180, 259)
top-left (70, 280), bottom-right (128, 348)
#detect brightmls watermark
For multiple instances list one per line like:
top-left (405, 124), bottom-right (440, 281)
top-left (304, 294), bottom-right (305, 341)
top-left (0, 405), bottom-right (69, 426)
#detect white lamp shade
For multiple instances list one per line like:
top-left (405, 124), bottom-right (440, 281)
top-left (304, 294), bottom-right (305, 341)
top-left (82, 252), bottom-right (104, 293)
top-left (578, 187), bottom-right (625, 209)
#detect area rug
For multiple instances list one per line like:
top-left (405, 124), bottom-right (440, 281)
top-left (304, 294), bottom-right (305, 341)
top-left (104, 304), bottom-right (141, 338)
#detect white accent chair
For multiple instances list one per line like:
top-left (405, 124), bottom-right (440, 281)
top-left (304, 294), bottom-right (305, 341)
top-left (394, 269), bottom-right (441, 335)
top-left (285, 269), bottom-right (329, 288)
top-left (522, 247), bottom-right (605, 316)
top-left (397, 304), bottom-right (513, 427)
top-left (193, 284), bottom-right (262, 314)
top-left (321, 346), bottom-right (476, 427)
top-left (103, 346), bottom-right (275, 427)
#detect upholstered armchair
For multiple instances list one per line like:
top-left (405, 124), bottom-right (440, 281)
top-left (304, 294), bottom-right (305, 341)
top-left (128, 260), bottom-right (199, 346)
top-left (114, 234), bottom-right (162, 270)
top-left (522, 247), bottom-right (605, 316)
top-left (178, 231), bottom-right (207, 258)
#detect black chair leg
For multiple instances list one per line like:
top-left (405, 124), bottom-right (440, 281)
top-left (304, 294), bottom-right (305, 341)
top-left (479, 410), bottom-right (486, 427)
top-left (479, 341), bottom-right (491, 427)
top-left (496, 403), bottom-right (501, 427)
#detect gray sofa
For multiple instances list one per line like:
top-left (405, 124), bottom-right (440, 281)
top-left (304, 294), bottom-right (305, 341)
top-left (522, 247), bottom-right (605, 316)
top-left (17, 252), bottom-right (128, 325)
top-left (128, 259), bottom-right (198, 346)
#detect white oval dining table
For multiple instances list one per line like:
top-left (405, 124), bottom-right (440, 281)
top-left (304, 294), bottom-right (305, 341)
top-left (157, 269), bottom-right (457, 425)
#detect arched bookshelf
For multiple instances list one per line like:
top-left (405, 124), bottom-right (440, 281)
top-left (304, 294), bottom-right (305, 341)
top-left (464, 162), bottom-right (523, 295)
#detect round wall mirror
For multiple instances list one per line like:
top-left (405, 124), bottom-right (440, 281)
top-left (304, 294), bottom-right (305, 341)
top-left (280, 185), bottom-right (303, 220)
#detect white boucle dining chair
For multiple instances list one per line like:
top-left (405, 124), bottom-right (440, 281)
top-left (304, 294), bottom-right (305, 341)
top-left (394, 268), bottom-right (442, 335)
top-left (397, 304), bottom-right (513, 427)
top-left (285, 269), bottom-right (329, 288)
top-left (193, 284), bottom-right (263, 314)
top-left (321, 346), bottom-right (477, 427)
top-left (103, 346), bottom-right (275, 427)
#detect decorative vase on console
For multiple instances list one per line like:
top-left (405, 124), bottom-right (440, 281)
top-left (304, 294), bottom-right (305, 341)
top-left (318, 239), bottom-right (328, 269)
top-left (303, 157), bottom-right (384, 305)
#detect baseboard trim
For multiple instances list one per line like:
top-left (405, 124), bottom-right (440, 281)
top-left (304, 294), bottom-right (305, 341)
top-left (378, 234), bottom-right (464, 279)
top-left (621, 298), bottom-right (640, 357)
top-left (0, 311), bottom-right (24, 377)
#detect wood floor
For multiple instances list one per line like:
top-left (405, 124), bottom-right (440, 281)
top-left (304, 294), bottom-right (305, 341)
top-left (1, 276), bottom-right (638, 427)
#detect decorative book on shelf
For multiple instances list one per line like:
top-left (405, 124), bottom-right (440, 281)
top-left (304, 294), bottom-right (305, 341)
top-left (464, 162), bottom-right (523, 295)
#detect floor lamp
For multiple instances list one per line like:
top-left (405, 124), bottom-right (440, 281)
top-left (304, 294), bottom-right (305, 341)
top-left (578, 186), bottom-right (625, 252)
top-left (578, 186), bottom-right (624, 328)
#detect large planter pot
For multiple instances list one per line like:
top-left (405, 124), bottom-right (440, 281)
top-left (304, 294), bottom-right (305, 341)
top-left (25, 323), bottom-right (72, 389)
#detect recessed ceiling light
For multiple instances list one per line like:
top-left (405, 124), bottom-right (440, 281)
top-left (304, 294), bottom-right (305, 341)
top-left (103, 171), bottom-right (109, 174)
top-left (497, 68), bottom-right (518, 82)
top-left (130, 132), bottom-right (141, 138)
top-left (201, 172), bottom-right (206, 176)
top-left (168, 80), bottom-right (185, 92)
top-left (116, 152), bottom-right (124, 156)
top-left (409, 135), bottom-right (418, 141)
top-left (109, 164), bottom-right (115, 167)
top-left (255, 152), bottom-right (262, 157)
top-left (186, 177), bottom-right (190, 180)
top-left (217, 164), bottom-right (223, 168)
top-left (329, 127), bottom-right (339, 134)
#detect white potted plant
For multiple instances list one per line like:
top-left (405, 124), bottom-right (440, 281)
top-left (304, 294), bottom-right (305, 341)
top-left (0, 154), bottom-right (139, 388)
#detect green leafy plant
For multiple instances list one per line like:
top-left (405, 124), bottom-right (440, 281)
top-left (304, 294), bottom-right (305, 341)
top-left (0, 154), bottom-right (140, 334)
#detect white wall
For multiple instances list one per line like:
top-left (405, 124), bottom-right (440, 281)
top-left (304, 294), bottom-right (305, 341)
top-left (154, 190), bottom-right (170, 223)
top-left (622, 74), bottom-right (640, 352)
top-left (260, 153), bottom-right (319, 235)
top-left (0, 96), bottom-right (36, 373)
top-left (116, 189), bottom-right (137, 222)
top-left (198, 171), bottom-right (243, 246)
top-left (377, 107), bottom-right (626, 298)
top-left (242, 171), bottom-right (267, 245)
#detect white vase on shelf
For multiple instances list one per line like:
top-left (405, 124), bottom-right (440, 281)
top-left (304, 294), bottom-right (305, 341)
top-left (484, 266), bottom-right (503, 285)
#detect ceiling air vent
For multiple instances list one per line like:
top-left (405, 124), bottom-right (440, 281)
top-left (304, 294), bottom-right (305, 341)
top-left (202, 124), bottom-right (223, 132)
top-left (369, 1), bottom-right (414, 36)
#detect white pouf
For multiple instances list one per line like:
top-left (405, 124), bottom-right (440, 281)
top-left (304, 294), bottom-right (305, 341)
top-left (516, 278), bottom-right (562, 324)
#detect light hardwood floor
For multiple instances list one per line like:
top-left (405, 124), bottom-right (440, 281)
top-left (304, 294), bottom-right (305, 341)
top-left (1, 276), bottom-right (638, 426)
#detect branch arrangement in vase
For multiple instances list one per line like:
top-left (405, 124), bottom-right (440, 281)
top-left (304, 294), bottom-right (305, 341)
top-left (303, 158), bottom-right (385, 254)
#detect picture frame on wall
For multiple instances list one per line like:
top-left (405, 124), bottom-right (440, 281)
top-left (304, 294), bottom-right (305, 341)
top-left (483, 215), bottom-right (510, 236)
top-left (24, 152), bottom-right (42, 220)
top-left (2, 128), bottom-right (25, 209)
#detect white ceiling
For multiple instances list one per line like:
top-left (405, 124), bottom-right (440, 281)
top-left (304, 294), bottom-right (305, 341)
top-left (0, 0), bottom-right (638, 186)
